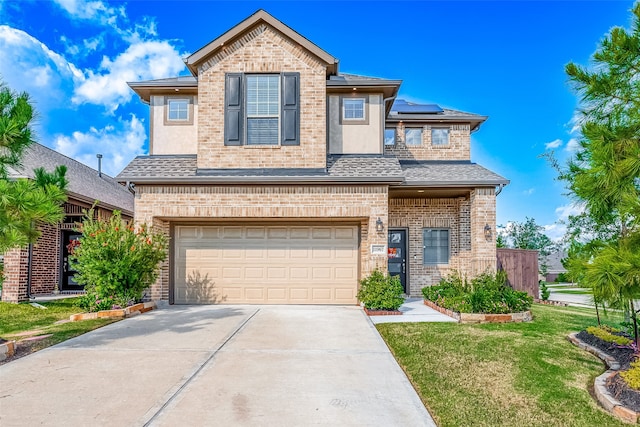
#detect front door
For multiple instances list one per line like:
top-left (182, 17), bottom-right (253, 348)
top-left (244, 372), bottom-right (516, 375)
top-left (388, 229), bottom-right (407, 292)
top-left (61, 230), bottom-right (83, 291)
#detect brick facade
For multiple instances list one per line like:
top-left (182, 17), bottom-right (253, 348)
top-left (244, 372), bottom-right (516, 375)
top-left (134, 184), bottom-right (388, 301)
top-left (1, 247), bottom-right (29, 303)
top-left (384, 123), bottom-right (471, 161)
top-left (28, 223), bottom-right (60, 295)
top-left (196, 24), bottom-right (327, 170)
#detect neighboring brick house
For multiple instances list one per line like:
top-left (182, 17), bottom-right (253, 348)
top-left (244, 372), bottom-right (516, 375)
top-left (118, 10), bottom-right (508, 305)
top-left (1, 143), bottom-right (134, 303)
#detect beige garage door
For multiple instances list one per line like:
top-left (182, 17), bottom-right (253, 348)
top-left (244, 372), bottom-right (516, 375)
top-left (173, 224), bottom-right (359, 304)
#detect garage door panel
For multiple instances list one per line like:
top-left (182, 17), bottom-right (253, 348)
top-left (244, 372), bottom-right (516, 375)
top-left (174, 224), bottom-right (358, 304)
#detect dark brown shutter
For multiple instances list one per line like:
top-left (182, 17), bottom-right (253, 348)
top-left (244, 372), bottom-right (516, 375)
top-left (281, 72), bottom-right (300, 146)
top-left (224, 73), bottom-right (244, 146)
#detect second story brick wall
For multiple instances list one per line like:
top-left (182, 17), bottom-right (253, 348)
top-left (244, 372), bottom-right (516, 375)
top-left (196, 24), bottom-right (327, 169)
top-left (384, 123), bottom-right (471, 161)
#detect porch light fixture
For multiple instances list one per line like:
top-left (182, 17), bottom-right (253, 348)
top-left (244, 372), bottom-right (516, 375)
top-left (375, 218), bottom-right (384, 233)
top-left (484, 224), bottom-right (492, 240)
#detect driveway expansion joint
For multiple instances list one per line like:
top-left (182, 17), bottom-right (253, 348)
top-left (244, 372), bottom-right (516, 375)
top-left (141, 308), bottom-right (260, 427)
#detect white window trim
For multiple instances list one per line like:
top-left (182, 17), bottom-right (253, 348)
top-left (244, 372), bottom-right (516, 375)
top-left (246, 74), bottom-right (281, 146)
top-left (342, 97), bottom-right (366, 121)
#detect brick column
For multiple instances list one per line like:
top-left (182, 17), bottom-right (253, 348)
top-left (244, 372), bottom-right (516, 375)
top-left (2, 247), bottom-right (30, 303)
top-left (470, 187), bottom-right (497, 275)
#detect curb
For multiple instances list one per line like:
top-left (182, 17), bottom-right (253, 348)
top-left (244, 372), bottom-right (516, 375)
top-left (0, 340), bottom-right (16, 361)
top-left (568, 332), bottom-right (639, 423)
top-left (423, 300), bottom-right (532, 324)
top-left (70, 301), bottom-right (157, 322)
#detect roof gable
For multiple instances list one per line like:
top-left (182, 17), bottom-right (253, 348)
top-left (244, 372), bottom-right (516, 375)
top-left (185, 10), bottom-right (338, 76)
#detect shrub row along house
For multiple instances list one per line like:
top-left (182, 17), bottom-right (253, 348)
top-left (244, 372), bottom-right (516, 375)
top-left (116, 10), bottom-right (508, 305)
top-left (1, 144), bottom-right (134, 303)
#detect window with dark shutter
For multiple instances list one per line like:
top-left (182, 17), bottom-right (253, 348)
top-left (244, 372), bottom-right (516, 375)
top-left (224, 72), bottom-right (300, 146)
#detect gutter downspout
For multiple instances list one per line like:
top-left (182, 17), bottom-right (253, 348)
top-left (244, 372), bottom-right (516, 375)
top-left (495, 183), bottom-right (505, 196)
top-left (382, 95), bottom-right (397, 152)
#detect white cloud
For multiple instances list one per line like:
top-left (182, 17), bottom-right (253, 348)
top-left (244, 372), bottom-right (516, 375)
top-left (542, 203), bottom-right (586, 242)
top-left (53, 0), bottom-right (125, 25)
top-left (545, 138), bottom-right (563, 149)
top-left (0, 25), bottom-right (84, 110)
top-left (522, 188), bottom-right (535, 196)
top-left (72, 40), bottom-right (185, 112)
top-left (565, 138), bottom-right (580, 153)
top-left (53, 114), bottom-right (146, 176)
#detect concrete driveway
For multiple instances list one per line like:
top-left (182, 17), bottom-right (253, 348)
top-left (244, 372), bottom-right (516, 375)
top-left (0, 305), bottom-right (436, 426)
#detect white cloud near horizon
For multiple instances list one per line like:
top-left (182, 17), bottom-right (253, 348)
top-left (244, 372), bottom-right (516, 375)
top-left (543, 203), bottom-right (586, 242)
top-left (545, 138), bottom-right (563, 149)
top-left (53, 114), bottom-right (146, 176)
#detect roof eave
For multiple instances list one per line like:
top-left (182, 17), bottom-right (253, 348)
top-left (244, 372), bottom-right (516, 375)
top-left (66, 191), bottom-right (134, 217)
top-left (394, 180), bottom-right (510, 188)
top-left (127, 81), bottom-right (199, 103)
top-left (120, 176), bottom-right (405, 185)
top-left (387, 114), bottom-right (488, 122)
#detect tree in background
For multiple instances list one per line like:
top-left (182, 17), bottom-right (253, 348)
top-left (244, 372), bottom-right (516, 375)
top-left (557, 4), bottom-right (640, 343)
top-left (0, 83), bottom-right (67, 254)
top-left (497, 217), bottom-right (556, 274)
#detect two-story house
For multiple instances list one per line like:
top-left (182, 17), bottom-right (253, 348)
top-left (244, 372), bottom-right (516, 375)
top-left (118, 10), bottom-right (508, 305)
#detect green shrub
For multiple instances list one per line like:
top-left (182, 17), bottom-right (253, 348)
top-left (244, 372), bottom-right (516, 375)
top-left (621, 360), bottom-right (640, 390)
top-left (70, 210), bottom-right (168, 312)
top-left (556, 272), bottom-right (570, 283)
top-left (586, 326), bottom-right (632, 345)
top-left (357, 269), bottom-right (404, 311)
top-left (539, 281), bottom-right (550, 301)
top-left (422, 270), bottom-right (533, 314)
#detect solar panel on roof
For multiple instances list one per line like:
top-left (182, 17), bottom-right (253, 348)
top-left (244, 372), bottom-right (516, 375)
top-left (391, 99), bottom-right (443, 114)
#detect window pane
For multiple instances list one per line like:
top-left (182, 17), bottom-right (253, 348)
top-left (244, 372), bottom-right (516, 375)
top-left (246, 75), bottom-right (279, 117)
top-left (168, 99), bottom-right (188, 121)
top-left (343, 99), bottom-right (365, 120)
top-left (405, 128), bottom-right (422, 145)
top-left (247, 118), bottom-right (278, 145)
top-left (423, 229), bottom-right (449, 264)
top-left (384, 129), bottom-right (395, 145)
top-left (432, 128), bottom-right (449, 145)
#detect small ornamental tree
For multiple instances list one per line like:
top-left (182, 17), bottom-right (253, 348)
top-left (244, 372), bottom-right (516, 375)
top-left (70, 210), bottom-right (168, 311)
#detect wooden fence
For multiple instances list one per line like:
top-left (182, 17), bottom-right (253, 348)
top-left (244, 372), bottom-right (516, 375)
top-left (496, 248), bottom-right (539, 298)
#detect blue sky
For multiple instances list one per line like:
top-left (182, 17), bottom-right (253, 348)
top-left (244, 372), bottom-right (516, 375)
top-left (0, 0), bottom-right (635, 240)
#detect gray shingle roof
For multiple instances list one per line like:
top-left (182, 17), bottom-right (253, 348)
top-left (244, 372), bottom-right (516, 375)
top-left (8, 143), bottom-right (134, 214)
top-left (117, 154), bottom-right (405, 183)
top-left (400, 161), bottom-right (509, 186)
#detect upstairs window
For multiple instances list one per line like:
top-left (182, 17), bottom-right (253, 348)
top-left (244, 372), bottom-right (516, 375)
top-left (384, 128), bottom-right (396, 146)
top-left (423, 228), bottom-right (449, 265)
top-left (432, 127), bottom-right (450, 146)
top-left (164, 97), bottom-right (193, 125)
top-left (224, 73), bottom-right (300, 147)
top-left (405, 128), bottom-right (422, 145)
top-left (246, 75), bottom-right (280, 145)
top-left (343, 98), bottom-right (365, 121)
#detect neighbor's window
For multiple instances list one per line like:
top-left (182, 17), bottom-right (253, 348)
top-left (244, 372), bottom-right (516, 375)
top-left (432, 127), bottom-right (450, 146)
top-left (384, 128), bottom-right (396, 146)
top-left (246, 75), bottom-right (280, 145)
top-left (343, 98), bottom-right (365, 121)
top-left (167, 99), bottom-right (189, 121)
top-left (423, 228), bottom-right (449, 264)
top-left (405, 128), bottom-right (422, 145)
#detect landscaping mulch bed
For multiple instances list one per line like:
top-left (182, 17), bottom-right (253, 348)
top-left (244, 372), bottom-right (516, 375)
top-left (575, 329), bottom-right (640, 414)
top-left (0, 339), bottom-right (48, 366)
top-left (576, 330), bottom-right (636, 370)
top-left (607, 373), bottom-right (640, 413)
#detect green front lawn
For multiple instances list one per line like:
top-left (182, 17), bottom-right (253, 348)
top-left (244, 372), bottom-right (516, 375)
top-left (0, 298), bottom-right (117, 357)
top-left (378, 304), bottom-right (626, 427)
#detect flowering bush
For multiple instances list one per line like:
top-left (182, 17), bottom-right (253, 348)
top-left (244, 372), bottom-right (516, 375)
top-left (422, 270), bottom-right (532, 314)
top-left (70, 210), bottom-right (168, 312)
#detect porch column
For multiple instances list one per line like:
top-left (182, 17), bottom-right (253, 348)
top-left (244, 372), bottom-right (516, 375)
top-left (470, 187), bottom-right (497, 275)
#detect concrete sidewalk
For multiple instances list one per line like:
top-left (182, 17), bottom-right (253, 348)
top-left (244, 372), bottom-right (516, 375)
top-left (0, 305), bottom-right (436, 426)
top-left (369, 298), bottom-right (458, 324)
